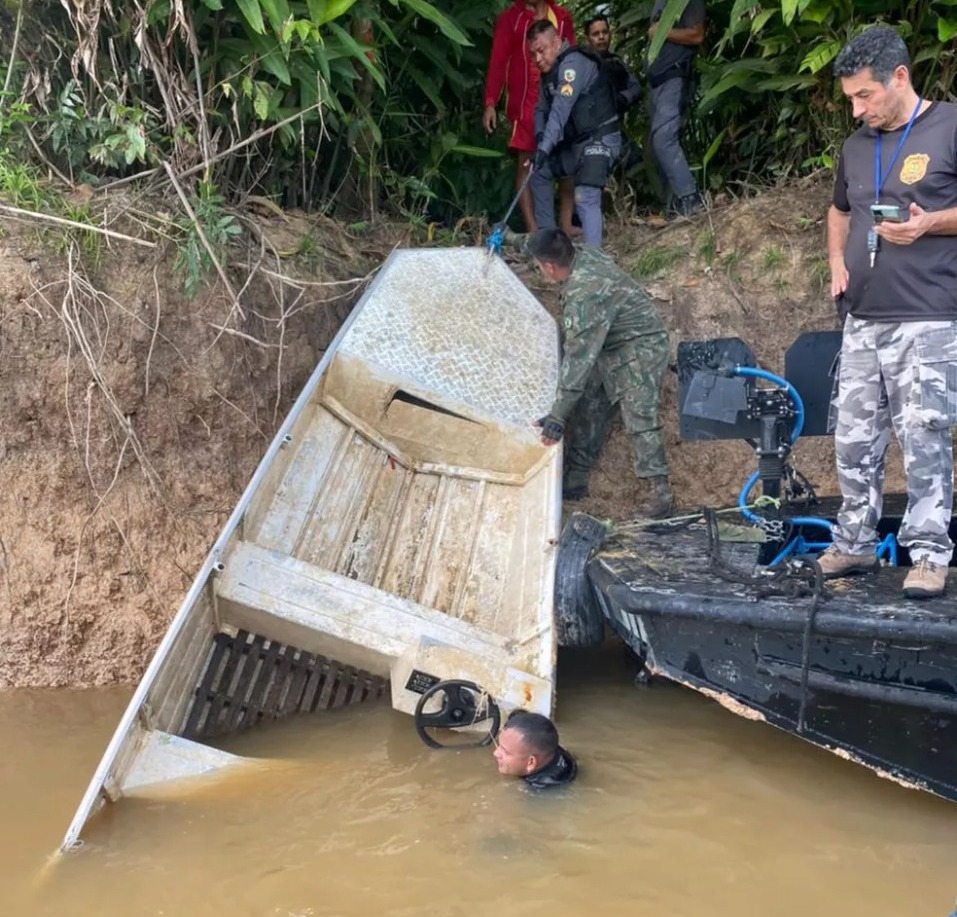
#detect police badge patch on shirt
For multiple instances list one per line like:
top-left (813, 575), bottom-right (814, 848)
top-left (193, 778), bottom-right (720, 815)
top-left (563, 68), bottom-right (576, 82)
top-left (560, 83), bottom-right (574, 97)
top-left (900, 153), bottom-right (930, 185)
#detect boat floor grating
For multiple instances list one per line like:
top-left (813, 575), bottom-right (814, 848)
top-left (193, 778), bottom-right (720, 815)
top-left (181, 629), bottom-right (387, 740)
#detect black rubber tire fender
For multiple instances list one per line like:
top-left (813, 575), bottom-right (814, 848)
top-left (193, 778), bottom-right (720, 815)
top-left (554, 513), bottom-right (608, 648)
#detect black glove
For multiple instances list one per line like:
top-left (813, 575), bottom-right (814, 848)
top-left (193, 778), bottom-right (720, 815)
top-left (616, 92), bottom-right (630, 115)
top-left (536, 414), bottom-right (565, 443)
top-left (531, 149), bottom-right (549, 172)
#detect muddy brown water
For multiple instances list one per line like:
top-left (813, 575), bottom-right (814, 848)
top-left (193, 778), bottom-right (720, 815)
top-left (4, 646), bottom-right (956, 917)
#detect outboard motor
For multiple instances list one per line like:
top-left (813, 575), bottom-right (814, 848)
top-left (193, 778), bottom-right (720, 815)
top-left (676, 332), bottom-right (841, 500)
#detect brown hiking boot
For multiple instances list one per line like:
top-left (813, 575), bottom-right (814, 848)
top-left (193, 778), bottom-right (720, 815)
top-left (634, 476), bottom-right (673, 519)
top-left (903, 558), bottom-right (947, 599)
top-left (815, 546), bottom-right (879, 580)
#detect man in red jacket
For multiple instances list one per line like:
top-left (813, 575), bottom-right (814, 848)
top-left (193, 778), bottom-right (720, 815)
top-left (483, 0), bottom-right (576, 233)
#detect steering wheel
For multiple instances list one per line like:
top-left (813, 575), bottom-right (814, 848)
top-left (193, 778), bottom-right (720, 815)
top-left (413, 679), bottom-right (501, 749)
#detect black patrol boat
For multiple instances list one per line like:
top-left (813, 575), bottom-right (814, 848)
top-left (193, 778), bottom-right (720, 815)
top-left (555, 333), bottom-right (957, 802)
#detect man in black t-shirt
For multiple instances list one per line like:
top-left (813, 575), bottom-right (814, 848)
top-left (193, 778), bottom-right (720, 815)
top-left (646, 0), bottom-right (705, 216)
top-left (824, 25), bottom-right (957, 599)
top-left (492, 710), bottom-right (577, 788)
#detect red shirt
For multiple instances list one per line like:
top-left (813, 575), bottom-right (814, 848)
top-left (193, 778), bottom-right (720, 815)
top-left (483, 1), bottom-right (575, 124)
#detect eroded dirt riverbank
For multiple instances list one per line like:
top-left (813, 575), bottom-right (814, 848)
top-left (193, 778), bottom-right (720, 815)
top-left (1, 182), bottom-right (904, 687)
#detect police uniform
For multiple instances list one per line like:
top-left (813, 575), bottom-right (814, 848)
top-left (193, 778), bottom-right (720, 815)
top-left (602, 50), bottom-right (642, 116)
top-left (647, 0), bottom-right (705, 212)
top-left (531, 43), bottom-right (621, 246)
top-left (507, 232), bottom-right (670, 491)
top-left (601, 49), bottom-right (642, 169)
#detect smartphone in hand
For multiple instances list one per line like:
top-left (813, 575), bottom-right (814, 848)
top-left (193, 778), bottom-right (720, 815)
top-left (870, 203), bottom-right (910, 223)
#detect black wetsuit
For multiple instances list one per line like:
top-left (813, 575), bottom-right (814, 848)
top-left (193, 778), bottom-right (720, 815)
top-left (523, 746), bottom-right (578, 788)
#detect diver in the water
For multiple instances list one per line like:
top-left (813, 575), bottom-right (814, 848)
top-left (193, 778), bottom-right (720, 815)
top-left (492, 709), bottom-right (577, 788)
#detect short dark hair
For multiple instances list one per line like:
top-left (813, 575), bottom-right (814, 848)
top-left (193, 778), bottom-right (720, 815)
top-left (584, 15), bottom-right (610, 35)
top-left (526, 20), bottom-right (557, 42)
top-left (832, 25), bottom-right (910, 84)
top-left (504, 710), bottom-right (559, 759)
top-left (526, 228), bottom-right (575, 268)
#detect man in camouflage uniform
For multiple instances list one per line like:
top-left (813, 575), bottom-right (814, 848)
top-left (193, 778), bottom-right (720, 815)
top-left (496, 226), bottom-right (672, 516)
top-left (825, 26), bottom-right (957, 599)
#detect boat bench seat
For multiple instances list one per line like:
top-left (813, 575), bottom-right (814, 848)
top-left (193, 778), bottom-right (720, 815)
top-left (216, 540), bottom-right (517, 680)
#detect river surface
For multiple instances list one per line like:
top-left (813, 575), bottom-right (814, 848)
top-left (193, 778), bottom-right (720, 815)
top-left (4, 645), bottom-right (956, 916)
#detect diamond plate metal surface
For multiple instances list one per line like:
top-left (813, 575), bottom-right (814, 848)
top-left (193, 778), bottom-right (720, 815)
top-left (340, 248), bottom-right (559, 426)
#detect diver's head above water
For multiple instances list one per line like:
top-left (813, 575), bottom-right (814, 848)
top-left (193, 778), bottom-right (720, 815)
top-left (493, 710), bottom-right (577, 788)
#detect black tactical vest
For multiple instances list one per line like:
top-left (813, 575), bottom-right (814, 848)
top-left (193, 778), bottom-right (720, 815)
top-left (602, 52), bottom-right (631, 94)
top-left (544, 45), bottom-right (618, 145)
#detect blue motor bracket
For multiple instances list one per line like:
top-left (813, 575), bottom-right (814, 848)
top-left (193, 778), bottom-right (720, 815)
top-left (675, 337), bottom-right (898, 569)
top-left (731, 366), bottom-right (897, 569)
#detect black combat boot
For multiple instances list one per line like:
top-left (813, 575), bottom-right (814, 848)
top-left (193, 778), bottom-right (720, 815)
top-left (672, 191), bottom-right (704, 217)
top-left (634, 475), bottom-right (673, 519)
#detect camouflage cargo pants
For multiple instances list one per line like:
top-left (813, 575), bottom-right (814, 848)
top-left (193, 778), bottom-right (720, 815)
top-left (833, 317), bottom-right (957, 566)
top-left (565, 333), bottom-right (669, 480)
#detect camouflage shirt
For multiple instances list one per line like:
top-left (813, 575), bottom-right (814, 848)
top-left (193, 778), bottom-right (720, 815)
top-left (508, 235), bottom-right (668, 419)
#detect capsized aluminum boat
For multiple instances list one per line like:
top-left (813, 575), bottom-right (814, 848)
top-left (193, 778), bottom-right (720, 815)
top-left (62, 247), bottom-right (562, 850)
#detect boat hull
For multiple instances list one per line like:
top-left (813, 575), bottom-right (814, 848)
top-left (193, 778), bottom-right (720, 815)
top-left (587, 520), bottom-right (957, 802)
top-left (61, 248), bottom-right (562, 850)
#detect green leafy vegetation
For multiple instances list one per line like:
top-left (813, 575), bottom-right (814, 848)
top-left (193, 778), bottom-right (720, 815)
top-left (0, 0), bottom-right (955, 225)
top-left (807, 254), bottom-right (832, 292)
top-left (605, 0), bottom-right (957, 197)
top-left (632, 243), bottom-right (687, 278)
top-left (762, 245), bottom-right (786, 271)
top-left (723, 249), bottom-right (743, 282)
top-left (56, 203), bottom-right (103, 263)
top-left (0, 0), bottom-right (510, 222)
top-left (173, 182), bottom-right (243, 297)
top-left (0, 154), bottom-right (50, 210)
top-left (696, 228), bottom-right (717, 265)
